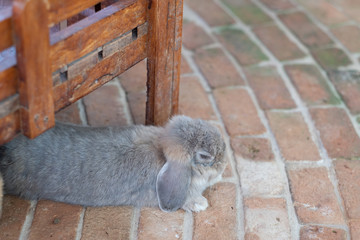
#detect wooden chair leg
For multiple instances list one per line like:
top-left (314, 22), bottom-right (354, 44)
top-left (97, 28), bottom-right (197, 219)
top-left (13, 0), bottom-right (55, 138)
top-left (146, 0), bottom-right (183, 126)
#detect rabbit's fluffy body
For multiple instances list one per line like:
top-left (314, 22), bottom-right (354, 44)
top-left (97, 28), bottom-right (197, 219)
top-left (0, 174), bottom-right (2, 216)
top-left (0, 116), bottom-right (226, 212)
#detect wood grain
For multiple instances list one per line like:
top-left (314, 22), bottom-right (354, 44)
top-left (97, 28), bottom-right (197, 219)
top-left (0, 6), bottom-right (12, 52)
top-left (53, 33), bottom-right (147, 111)
top-left (172, 0), bottom-right (184, 117)
top-left (102, 22), bottom-right (147, 58)
top-left (48, 0), bottom-right (102, 25)
top-left (0, 66), bottom-right (18, 101)
top-left (50, 0), bottom-right (146, 72)
top-left (13, 0), bottom-right (55, 138)
top-left (0, 94), bottom-right (19, 118)
top-left (0, 110), bottom-right (20, 145)
top-left (146, 0), bottom-right (183, 126)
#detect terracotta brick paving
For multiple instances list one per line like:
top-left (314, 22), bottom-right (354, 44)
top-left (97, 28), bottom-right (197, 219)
top-left (1, 0), bottom-right (360, 239)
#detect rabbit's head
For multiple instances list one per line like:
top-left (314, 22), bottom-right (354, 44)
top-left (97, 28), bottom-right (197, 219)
top-left (157, 115), bottom-right (227, 212)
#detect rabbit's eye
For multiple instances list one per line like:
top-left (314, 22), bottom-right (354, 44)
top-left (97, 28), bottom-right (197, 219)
top-left (200, 154), bottom-right (211, 159)
top-left (195, 151), bottom-right (214, 166)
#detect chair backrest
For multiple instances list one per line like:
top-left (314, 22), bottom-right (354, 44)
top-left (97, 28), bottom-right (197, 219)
top-left (0, 0), bottom-right (183, 144)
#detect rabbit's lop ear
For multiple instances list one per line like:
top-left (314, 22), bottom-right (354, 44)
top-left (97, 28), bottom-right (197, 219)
top-left (156, 115), bottom-right (194, 211)
top-left (156, 143), bottom-right (191, 212)
top-left (156, 160), bottom-right (191, 212)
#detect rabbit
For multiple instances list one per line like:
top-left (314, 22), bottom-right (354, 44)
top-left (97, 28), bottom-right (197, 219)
top-left (0, 172), bottom-right (2, 217)
top-left (0, 115), bottom-right (227, 212)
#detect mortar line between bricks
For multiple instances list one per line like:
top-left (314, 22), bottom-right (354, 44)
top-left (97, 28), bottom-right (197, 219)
top-left (202, 42), bottom-right (223, 50)
top-left (183, 212), bottom-right (194, 240)
top-left (231, 133), bottom-right (270, 138)
top-left (278, 56), bottom-right (313, 65)
top-left (308, 104), bottom-right (351, 110)
top-left (108, 78), bottom-right (134, 125)
top-left (180, 72), bottom-right (197, 78)
top-left (75, 207), bottom-right (86, 240)
top-left (77, 99), bottom-right (89, 126)
top-left (210, 1), bottom-right (302, 239)
top-left (18, 200), bottom-right (37, 240)
top-left (353, 53), bottom-right (360, 58)
top-left (129, 207), bottom-right (140, 240)
top-left (221, 177), bottom-right (239, 184)
top-left (250, 1), bottom-right (352, 237)
top-left (285, 161), bottom-right (329, 170)
top-left (74, 96), bottom-right (88, 240)
top-left (299, 222), bottom-right (350, 231)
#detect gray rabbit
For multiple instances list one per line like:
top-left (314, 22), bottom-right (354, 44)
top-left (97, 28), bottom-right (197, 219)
top-left (0, 115), bottom-right (227, 212)
top-left (0, 173), bottom-right (2, 217)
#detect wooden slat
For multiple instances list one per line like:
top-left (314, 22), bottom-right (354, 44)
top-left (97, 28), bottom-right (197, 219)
top-left (172, 0), bottom-right (184, 116)
top-left (0, 6), bottom-right (13, 52)
top-left (13, 0), bottom-right (55, 138)
top-left (102, 22), bottom-right (147, 58)
top-left (0, 94), bottom-right (19, 118)
top-left (53, 33), bottom-right (147, 111)
top-left (0, 110), bottom-right (20, 145)
top-left (50, 0), bottom-right (146, 72)
top-left (0, 67), bottom-right (18, 102)
top-left (68, 51), bottom-right (99, 80)
top-left (146, 0), bottom-right (184, 126)
top-left (48, 0), bottom-right (102, 24)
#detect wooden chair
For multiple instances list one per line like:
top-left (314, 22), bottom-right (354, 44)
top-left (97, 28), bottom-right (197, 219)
top-left (0, 0), bottom-right (183, 144)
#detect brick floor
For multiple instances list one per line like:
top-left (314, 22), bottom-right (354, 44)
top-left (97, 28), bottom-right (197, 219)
top-left (253, 23), bottom-right (305, 61)
top-left (245, 66), bottom-right (296, 110)
top-left (279, 11), bottom-right (333, 49)
top-left (285, 64), bottom-right (340, 106)
top-left (2, 0), bottom-right (360, 239)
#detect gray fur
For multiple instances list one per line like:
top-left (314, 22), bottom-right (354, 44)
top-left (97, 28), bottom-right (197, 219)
top-left (0, 115), bottom-right (227, 212)
top-left (0, 173), bottom-right (2, 217)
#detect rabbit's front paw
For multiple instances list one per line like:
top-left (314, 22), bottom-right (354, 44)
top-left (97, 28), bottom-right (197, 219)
top-left (182, 196), bottom-right (209, 212)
